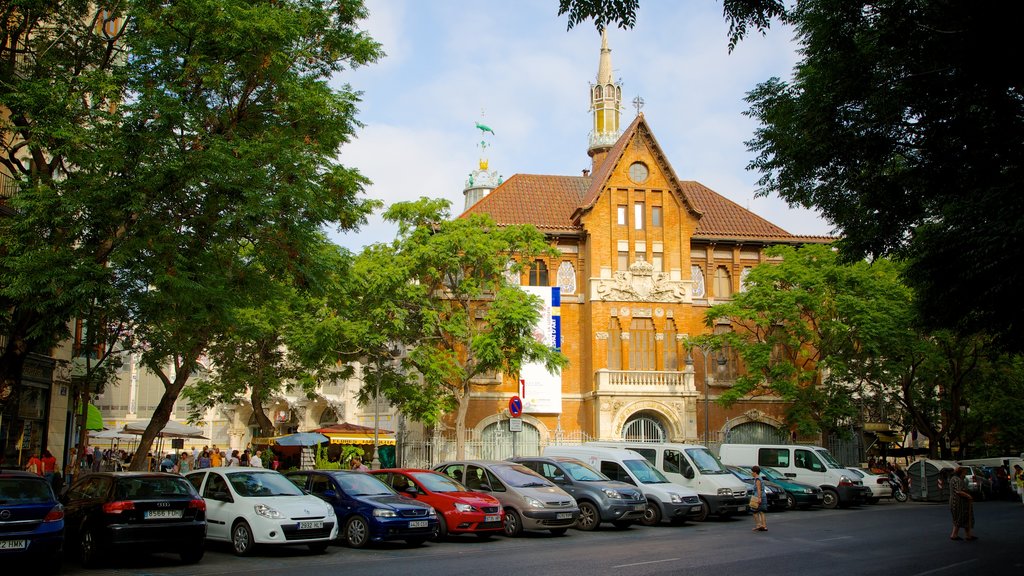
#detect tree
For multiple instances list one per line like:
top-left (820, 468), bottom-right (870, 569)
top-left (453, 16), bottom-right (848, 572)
top-left (744, 1), bottom-right (1024, 351)
top-left (1, 1), bottom-right (382, 467)
top-left (367, 198), bottom-right (569, 458)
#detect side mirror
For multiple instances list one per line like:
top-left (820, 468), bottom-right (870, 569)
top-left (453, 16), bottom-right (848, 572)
top-left (403, 485), bottom-right (419, 496)
top-left (211, 491), bottom-right (232, 502)
top-left (683, 465), bottom-right (695, 480)
top-left (322, 489), bottom-right (337, 499)
top-left (552, 476), bottom-right (568, 485)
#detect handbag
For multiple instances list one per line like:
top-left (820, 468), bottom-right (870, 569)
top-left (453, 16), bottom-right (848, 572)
top-left (748, 495), bottom-right (761, 508)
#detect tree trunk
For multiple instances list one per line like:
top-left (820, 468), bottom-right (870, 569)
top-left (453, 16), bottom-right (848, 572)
top-left (455, 382), bottom-right (470, 460)
top-left (129, 369), bottom-right (189, 471)
top-left (250, 387), bottom-right (274, 437)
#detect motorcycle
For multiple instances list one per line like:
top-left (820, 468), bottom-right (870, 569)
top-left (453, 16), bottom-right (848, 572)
top-left (887, 473), bottom-right (908, 502)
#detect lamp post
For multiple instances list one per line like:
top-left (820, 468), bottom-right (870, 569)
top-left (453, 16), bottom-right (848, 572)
top-left (687, 343), bottom-right (727, 444)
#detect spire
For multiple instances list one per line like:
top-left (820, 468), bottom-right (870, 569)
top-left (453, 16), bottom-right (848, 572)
top-left (588, 28), bottom-right (622, 170)
top-left (462, 115), bottom-right (502, 213)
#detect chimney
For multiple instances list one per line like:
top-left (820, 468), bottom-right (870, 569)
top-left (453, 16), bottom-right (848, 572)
top-left (582, 169), bottom-right (590, 177)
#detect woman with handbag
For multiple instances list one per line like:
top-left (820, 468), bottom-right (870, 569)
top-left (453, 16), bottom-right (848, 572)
top-left (750, 466), bottom-right (768, 532)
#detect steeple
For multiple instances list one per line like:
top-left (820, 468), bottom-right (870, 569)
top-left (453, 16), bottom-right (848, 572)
top-left (463, 118), bottom-right (502, 212)
top-left (588, 28), bottom-right (622, 170)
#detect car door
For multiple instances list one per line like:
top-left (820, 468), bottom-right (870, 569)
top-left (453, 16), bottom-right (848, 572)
top-left (201, 471), bottom-right (234, 541)
top-left (62, 475), bottom-right (113, 541)
top-left (534, 462), bottom-right (576, 498)
top-left (309, 473), bottom-right (354, 521)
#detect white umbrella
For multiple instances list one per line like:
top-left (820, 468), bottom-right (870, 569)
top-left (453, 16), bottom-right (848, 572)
top-left (122, 420), bottom-right (207, 439)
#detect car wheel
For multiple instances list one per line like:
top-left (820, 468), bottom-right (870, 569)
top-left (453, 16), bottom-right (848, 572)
top-left (406, 537), bottom-right (428, 546)
top-left (640, 500), bottom-right (662, 526)
top-left (345, 516), bottom-right (371, 548)
top-left (79, 526), bottom-right (103, 568)
top-left (232, 520), bottom-right (256, 556)
top-left (822, 489), bottom-right (839, 509)
top-left (503, 508), bottom-right (523, 537)
top-left (612, 520), bottom-right (634, 529)
top-left (432, 514), bottom-right (448, 541)
top-left (180, 544), bottom-right (205, 564)
top-left (691, 499), bottom-right (709, 522)
top-left (308, 541), bottom-right (329, 554)
top-left (785, 493), bottom-right (796, 510)
top-left (576, 501), bottom-right (600, 531)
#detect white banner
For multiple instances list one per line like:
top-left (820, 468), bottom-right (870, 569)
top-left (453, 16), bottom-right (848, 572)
top-left (518, 286), bottom-right (562, 414)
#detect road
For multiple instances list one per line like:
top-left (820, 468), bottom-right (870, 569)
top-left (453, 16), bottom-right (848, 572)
top-left (53, 499), bottom-right (1021, 576)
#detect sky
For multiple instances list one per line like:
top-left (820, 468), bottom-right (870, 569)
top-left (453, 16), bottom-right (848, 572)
top-left (329, 0), bottom-right (834, 251)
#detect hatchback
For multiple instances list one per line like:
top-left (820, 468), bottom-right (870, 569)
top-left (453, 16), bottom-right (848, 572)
top-left (726, 466), bottom-right (786, 511)
top-left (758, 466), bottom-right (825, 509)
top-left (285, 470), bottom-right (437, 548)
top-left (62, 471), bottom-right (206, 568)
top-left (186, 467), bottom-right (336, 556)
top-left (0, 470), bottom-right (64, 573)
top-left (370, 468), bottom-right (503, 540)
top-left (435, 460), bottom-right (579, 537)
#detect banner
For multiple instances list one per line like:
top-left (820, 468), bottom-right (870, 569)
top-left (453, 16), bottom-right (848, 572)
top-left (518, 286), bottom-right (562, 414)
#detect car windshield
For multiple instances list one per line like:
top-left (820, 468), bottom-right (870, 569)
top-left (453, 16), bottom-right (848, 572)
top-left (115, 476), bottom-right (194, 500)
top-left (624, 459), bottom-right (669, 484)
top-left (491, 464), bottom-right (552, 488)
top-left (228, 471), bottom-right (304, 497)
top-left (686, 448), bottom-right (730, 474)
top-left (845, 468), bottom-right (864, 478)
top-left (335, 473), bottom-right (395, 496)
top-left (760, 467), bottom-right (784, 481)
top-left (815, 449), bottom-right (844, 469)
top-left (730, 467), bottom-right (753, 481)
top-left (0, 477), bottom-right (53, 504)
top-left (411, 472), bottom-right (465, 493)
top-left (560, 460), bottom-right (607, 482)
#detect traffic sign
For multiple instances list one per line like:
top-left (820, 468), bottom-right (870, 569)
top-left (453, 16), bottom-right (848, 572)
top-left (509, 418), bottom-right (523, 432)
top-left (508, 395), bottom-right (523, 418)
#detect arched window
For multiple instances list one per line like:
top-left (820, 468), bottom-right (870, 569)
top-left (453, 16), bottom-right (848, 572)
top-left (629, 317), bottom-right (656, 371)
top-left (595, 85), bottom-right (603, 99)
top-left (528, 260), bottom-right (549, 286)
top-left (622, 413), bottom-right (667, 442)
top-left (481, 420), bottom-right (541, 459)
top-left (713, 266), bottom-right (732, 298)
top-left (607, 318), bottom-right (622, 370)
top-left (691, 265), bottom-right (705, 298)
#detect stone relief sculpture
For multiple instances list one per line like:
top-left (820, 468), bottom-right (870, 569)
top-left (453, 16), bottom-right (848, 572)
top-left (595, 260), bottom-right (687, 302)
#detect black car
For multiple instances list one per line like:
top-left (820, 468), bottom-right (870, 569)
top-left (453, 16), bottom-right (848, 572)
top-left (726, 466), bottom-right (787, 511)
top-left (0, 470), bottom-right (64, 573)
top-left (61, 471), bottom-right (207, 567)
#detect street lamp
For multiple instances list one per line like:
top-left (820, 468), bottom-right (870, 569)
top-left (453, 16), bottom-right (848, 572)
top-left (688, 344), bottom-right (727, 444)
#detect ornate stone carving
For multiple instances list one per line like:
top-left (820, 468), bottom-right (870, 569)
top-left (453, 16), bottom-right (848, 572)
top-left (595, 332), bottom-right (609, 340)
top-left (744, 408), bottom-right (766, 422)
top-left (655, 334), bottom-right (664, 341)
top-left (595, 260), bottom-right (688, 302)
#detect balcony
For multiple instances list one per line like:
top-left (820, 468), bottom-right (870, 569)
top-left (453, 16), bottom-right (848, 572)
top-left (1, 172), bottom-right (18, 199)
top-left (594, 369), bottom-right (697, 396)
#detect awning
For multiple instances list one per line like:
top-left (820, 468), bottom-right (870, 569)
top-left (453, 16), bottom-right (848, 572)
top-left (873, 432), bottom-right (903, 443)
top-left (121, 420), bottom-right (207, 439)
top-left (326, 434), bottom-right (395, 446)
top-left (315, 422), bottom-right (395, 446)
top-left (86, 404), bottom-right (104, 431)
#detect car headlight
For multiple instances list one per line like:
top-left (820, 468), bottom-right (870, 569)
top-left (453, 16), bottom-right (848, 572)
top-left (325, 505), bottom-right (336, 517)
top-left (427, 506), bottom-right (437, 518)
top-left (454, 502), bottom-right (477, 513)
top-left (523, 497), bottom-right (544, 508)
top-left (373, 508), bottom-right (398, 518)
top-left (717, 488), bottom-right (733, 496)
top-left (602, 488), bottom-right (624, 499)
top-left (254, 504), bottom-right (283, 519)
top-left (669, 493), bottom-right (682, 503)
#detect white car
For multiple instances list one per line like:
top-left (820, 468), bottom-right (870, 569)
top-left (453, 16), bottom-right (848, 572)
top-left (846, 468), bottom-right (892, 503)
top-left (186, 467), bottom-right (338, 556)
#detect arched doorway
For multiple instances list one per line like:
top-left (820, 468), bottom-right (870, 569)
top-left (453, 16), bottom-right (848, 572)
top-left (621, 412), bottom-right (667, 443)
top-left (725, 421), bottom-right (789, 444)
top-left (480, 421), bottom-right (541, 459)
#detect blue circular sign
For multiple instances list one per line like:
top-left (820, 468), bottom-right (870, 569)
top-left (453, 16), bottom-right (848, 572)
top-left (509, 396), bottom-right (523, 418)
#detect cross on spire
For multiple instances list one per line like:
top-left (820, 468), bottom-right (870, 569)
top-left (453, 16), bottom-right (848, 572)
top-left (632, 95), bottom-right (645, 116)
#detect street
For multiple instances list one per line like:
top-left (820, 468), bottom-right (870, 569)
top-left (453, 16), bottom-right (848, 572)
top-left (51, 499), bottom-right (1021, 576)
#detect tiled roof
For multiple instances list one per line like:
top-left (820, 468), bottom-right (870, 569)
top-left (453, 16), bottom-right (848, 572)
top-left (459, 116), bottom-right (833, 244)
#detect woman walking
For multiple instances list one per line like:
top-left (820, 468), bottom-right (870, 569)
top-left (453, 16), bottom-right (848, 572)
top-left (949, 466), bottom-right (975, 541)
top-left (750, 465), bottom-right (768, 532)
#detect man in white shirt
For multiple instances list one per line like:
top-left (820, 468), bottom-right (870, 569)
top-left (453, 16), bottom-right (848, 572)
top-left (250, 451), bottom-right (263, 468)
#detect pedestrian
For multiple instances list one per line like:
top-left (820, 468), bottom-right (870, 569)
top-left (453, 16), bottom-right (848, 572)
top-left (1013, 464), bottom-right (1024, 502)
top-left (197, 450), bottom-right (211, 469)
top-left (750, 465), bottom-right (768, 532)
top-left (210, 447), bottom-right (223, 467)
top-left (40, 449), bottom-right (58, 486)
top-left (227, 449), bottom-right (241, 466)
top-left (250, 450), bottom-right (263, 469)
top-left (350, 457), bottom-right (369, 472)
top-left (176, 452), bottom-right (191, 474)
top-left (240, 449), bottom-right (250, 467)
top-left (159, 453), bottom-right (175, 473)
top-left (948, 466), bottom-right (976, 541)
top-left (25, 452), bottom-right (44, 476)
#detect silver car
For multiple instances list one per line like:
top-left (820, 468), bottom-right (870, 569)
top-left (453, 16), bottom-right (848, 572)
top-left (434, 460), bottom-right (579, 537)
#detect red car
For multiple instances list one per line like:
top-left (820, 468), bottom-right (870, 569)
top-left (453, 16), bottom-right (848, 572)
top-left (370, 468), bottom-right (504, 540)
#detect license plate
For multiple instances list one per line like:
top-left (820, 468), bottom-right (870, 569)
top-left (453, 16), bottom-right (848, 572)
top-left (299, 521), bottom-right (324, 530)
top-left (633, 504), bottom-right (647, 511)
top-left (144, 509), bottom-right (183, 519)
top-left (0, 540), bottom-right (28, 550)
top-left (556, 512), bottom-right (573, 520)
top-left (691, 506), bottom-right (703, 512)
top-left (484, 514), bottom-right (500, 522)
top-left (409, 520), bottom-right (428, 528)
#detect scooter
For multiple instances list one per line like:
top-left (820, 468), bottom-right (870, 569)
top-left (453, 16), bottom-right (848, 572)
top-left (888, 473), bottom-right (908, 502)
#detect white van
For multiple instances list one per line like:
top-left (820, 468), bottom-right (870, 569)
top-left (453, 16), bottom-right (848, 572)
top-left (587, 442), bottom-right (750, 521)
top-left (718, 444), bottom-right (870, 509)
top-left (543, 445), bottom-right (703, 525)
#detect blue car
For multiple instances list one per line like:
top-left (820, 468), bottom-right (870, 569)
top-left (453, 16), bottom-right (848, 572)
top-left (0, 470), bottom-right (64, 573)
top-left (285, 470), bottom-right (437, 548)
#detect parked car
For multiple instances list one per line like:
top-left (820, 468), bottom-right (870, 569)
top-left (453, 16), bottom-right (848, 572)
top-left (963, 466), bottom-right (993, 500)
top-left (62, 471), bottom-right (205, 567)
top-left (0, 470), bottom-right (64, 573)
top-left (186, 467), bottom-right (335, 556)
top-left (512, 456), bottom-right (647, 530)
top-left (369, 468), bottom-right (502, 540)
top-left (846, 468), bottom-right (893, 503)
top-left (434, 460), bottom-right (579, 537)
top-left (285, 469), bottom-right (436, 548)
top-left (725, 466), bottom-right (786, 511)
top-left (757, 466), bottom-right (825, 509)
